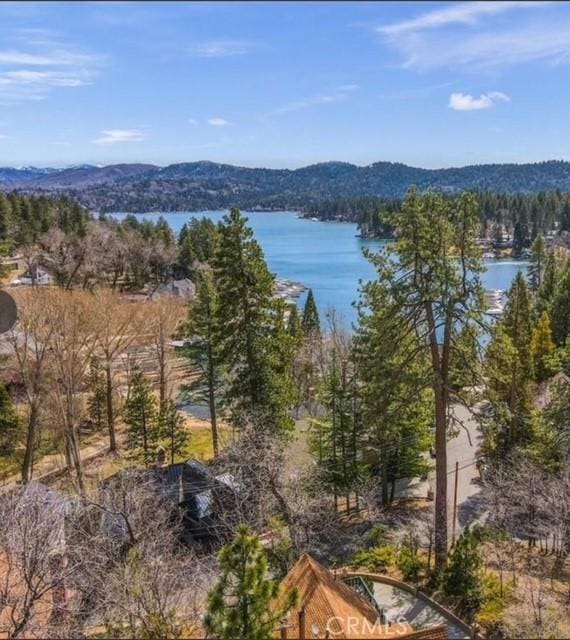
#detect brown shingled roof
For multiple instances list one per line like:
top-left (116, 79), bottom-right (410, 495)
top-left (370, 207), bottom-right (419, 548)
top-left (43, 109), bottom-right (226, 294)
top-left (274, 554), bottom-right (449, 639)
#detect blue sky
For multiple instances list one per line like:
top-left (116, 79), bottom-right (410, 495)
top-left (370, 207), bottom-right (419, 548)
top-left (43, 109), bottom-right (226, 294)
top-left (1, 1), bottom-right (570, 169)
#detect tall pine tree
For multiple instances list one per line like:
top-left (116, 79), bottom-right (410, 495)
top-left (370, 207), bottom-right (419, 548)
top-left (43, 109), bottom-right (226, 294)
top-left (157, 400), bottom-right (188, 465)
top-left (531, 311), bottom-right (557, 382)
top-left (124, 368), bottom-right (159, 465)
top-left (528, 234), bottom-right (547, 292)
top-left (301, 288), bottom-right (320, 337)
top-left (551, 264), bottom-right (570, 347)
top-left (213, 208), bottom-right (293, 433)
top-left (184, 267), bottom-right (222, 456)
top-left (362, 189), bottom-right (485, 571)
top-left (354, 289), bottom-right (431, 506)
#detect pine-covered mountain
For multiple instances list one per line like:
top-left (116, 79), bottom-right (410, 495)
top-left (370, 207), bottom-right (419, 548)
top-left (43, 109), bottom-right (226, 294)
top-left (2, 159), bottom-right (570, 212)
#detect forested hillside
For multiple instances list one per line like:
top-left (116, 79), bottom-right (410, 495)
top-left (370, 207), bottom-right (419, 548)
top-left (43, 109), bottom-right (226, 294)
top-left (3, 159), bottom-right (570, 212)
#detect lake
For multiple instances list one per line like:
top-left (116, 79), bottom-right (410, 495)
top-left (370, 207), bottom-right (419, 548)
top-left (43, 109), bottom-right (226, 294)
top-left (111, 210), bottom-right (527, 327)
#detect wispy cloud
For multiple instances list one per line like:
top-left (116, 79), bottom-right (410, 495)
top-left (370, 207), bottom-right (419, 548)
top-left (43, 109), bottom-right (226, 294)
top-left (0, 70), bottom-right (91, 87)
top-left (0, 48), bottom-right (99, 66)
top-left (93, 129), bottom-right (146, 145)
top-left (207, 117), bottom-right (230, 127)
top-left (0, 33), bottom-right (103, 103)
top-left (270, 84), bottom-right (359, 116)
top-left (376, 1), bottom-right (565, 71)
top-left (192, 40), bottom-right (254, 58)
top-left (449, 91), bottom-right (510, 111)
top-left (378, 2), bottom-right (548, 36)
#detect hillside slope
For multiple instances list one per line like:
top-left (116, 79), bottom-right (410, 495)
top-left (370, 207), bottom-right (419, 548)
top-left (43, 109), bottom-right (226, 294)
top-left (2, 159), bottom-right (570, 212)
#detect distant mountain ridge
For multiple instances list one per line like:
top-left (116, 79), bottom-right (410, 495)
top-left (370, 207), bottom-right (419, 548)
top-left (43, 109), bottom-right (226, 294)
top-left (2, 159), bottom-right (570, 212)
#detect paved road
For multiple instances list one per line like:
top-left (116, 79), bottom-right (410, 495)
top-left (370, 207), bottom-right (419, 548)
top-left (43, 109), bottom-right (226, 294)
top-left (394, 402), bottom-right (485, 533)
top-left (372, 582), bottom-right (470, 639)
top-left (443, 403), bottom-right (485, 533)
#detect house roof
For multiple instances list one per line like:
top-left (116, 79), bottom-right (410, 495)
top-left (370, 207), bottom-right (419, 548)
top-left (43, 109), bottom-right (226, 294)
top-left (276, 554), bottom-right (448, 640)
top-left (150, 278), bottom-right (195, 300)
top-left (157, 458), bottom-right (233, 522)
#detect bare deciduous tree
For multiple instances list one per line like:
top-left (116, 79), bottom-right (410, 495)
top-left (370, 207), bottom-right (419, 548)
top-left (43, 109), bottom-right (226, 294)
top-left (0, 483), bottom-right (78, 639)
top-left (91, 289), bottom-right (144, 452)
top-left (7, 289), bottom-right (56, 483)
top-left (42, 290), bottom-right (97, 492)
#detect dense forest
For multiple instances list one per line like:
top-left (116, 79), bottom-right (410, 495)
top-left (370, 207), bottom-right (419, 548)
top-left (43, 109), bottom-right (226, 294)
top-left (309, 190), bottom-right (570, 247)
top-left (4, 159), bottom-right (570, 212)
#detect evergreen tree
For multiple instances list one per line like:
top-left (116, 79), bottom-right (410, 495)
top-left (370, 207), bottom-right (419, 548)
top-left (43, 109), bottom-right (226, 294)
top-left (310, 343), bottom-right (365, 513)
top-left (483, 324), bottom-right (520, 454)
top-left (157, 400), bottom-right (188, 465)
top-left (213, 208), bottom-right (293, 433)
top-left (354, 288), bottom-right (431, 507)
top-left (124, 368), bottom-right (159, 465)
top-left (536, 250), bottom-right (559, 315)
top-left (513, 217), bottom-right (529, 256)
top-left (0, 193), bottom-right (11, 246)
top-left (205, 525), bottom-right (297, 640)
top-left (531, 312), bottom-right (558, 382)
top-left (527, 234), bottom-right (547, 291)
top-left (441, 529), bottom-right (482, 621)
top-left (551, 264), bottom-right (570, 347)
top-left (488, 275), bottom-right (535, 449)
top-left (301, 289), bottom-right (320, 336)
top-left (0, 383), bottom-right (19, 456)
top-left (362, 189), bottom-right (485, 571)
top-left (503, 272), bottom-right (534, 383)
top-left (86, 357), bottom-right (107, 431)
top-left (184, 267), bottom-right (222, 456)
top-left (286, 303), bottom-right (302, 341)
top-left (177, 218), bottom-right (218, 278)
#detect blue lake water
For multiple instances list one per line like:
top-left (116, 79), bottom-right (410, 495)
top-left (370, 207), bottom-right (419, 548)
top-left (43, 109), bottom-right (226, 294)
top-left (111, 210), bottom-right (527, 327)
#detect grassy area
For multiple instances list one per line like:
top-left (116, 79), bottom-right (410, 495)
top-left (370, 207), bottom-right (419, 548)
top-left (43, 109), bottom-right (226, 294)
top-left (179, 420), bottom-right (231, 462)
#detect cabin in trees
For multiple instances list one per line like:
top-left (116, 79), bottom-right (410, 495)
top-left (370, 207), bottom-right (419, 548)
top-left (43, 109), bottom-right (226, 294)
top-left (105, 458), bottom-right (238, 544)
top-left (275, 554), bottom-right (449, 639)
top-left (155, 457), bottom-right (237, 543)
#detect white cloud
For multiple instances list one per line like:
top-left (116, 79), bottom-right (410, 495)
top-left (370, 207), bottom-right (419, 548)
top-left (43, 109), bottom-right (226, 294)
top-left (0, 35), bottom-right (103, 103)
top-left (270, 84), bottom-right (359, 116)
top-left (378, 1), bottom-right (548, 36)
top-left (376, 1), bottom-right (566, 71)
top-left (188, 118), bottom-right (197, 125)
top-left (0, 70), bottom-right (91, 87)
top-left (207, 117), bottom-right (230, 127)
top-left (0, 48), bottom-right (100, 66)
top-left (192, 40), bottom-right (254, 58)
top-left (93, 129), bottom-right (146, 145)
top-left (449, 91), bottom-right (510, 111)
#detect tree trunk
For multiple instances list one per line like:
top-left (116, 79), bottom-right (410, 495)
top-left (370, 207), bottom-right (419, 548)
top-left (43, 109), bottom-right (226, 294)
top-left (105, 361), bottom-right (117, 452)
top-left (208, 378), bottom-right (219, 457)
top-left (21, 402), bottom-right (39, 483)
top-left (380, 459), bottom-right (389, 507)
top-left (434, 384), bottom-right (448, 571)
top-left (425, 302), bottom-right (449, 573)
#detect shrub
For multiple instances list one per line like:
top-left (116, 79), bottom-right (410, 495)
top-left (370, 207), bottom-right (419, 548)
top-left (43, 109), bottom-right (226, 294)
top-left (441, 528), bottom-right (483, 621)
top-left (366, 524), bottom-right (392, 547)
top-left (396, 545), bottom-right (427, 584)
top-left (475, 573), bottom-right (512, 633)
top-left (352, 545), bottom-right (396, 573)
